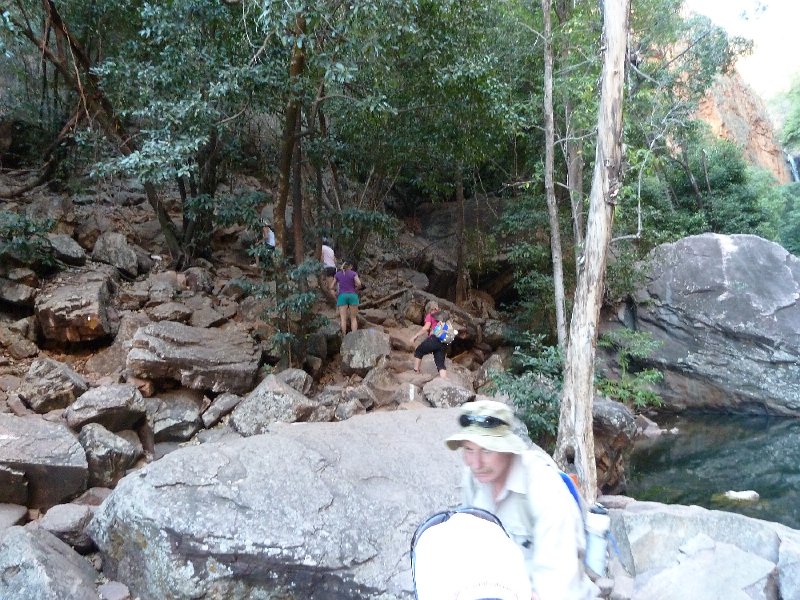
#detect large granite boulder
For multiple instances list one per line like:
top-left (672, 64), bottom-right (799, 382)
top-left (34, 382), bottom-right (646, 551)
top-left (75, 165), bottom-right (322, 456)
top-left (88, 408), bottom-right (463, 600)
top-left (620, 234), bottom-right (800, 416)
top-left (0, 414), bottom-right (88, 509)
top-left (91, 231), bottom-right (138, 277)
top-left (126, 321), bottom-right (260, 394)
top-left (35, 266), bottom-right (120, 343)
top-left (0, 526), bottom-right (100, 600)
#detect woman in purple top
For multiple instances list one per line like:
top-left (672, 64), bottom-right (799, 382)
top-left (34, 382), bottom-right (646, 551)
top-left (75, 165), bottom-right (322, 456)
top-left (329, 260), bottom-right (362, 335)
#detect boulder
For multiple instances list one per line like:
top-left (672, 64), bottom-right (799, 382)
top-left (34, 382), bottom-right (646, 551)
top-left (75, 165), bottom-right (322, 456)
top-left (0, 414), bottom-right (87, 509)
top-left (0, 322), bottom-right (39, 360)
top-left (39, 502), bottom-right (95, 553)
top-left (0, 277), bottom-right (36, 307)
top-left (422, 377), bottom-right (476, 408)
top-left (35, 266), bottom-right (120, 343)
top-left (92, 231), bottom-right (138, 277)
top-left (201, 392), bottom-right (242, 428)
top-left (47, 233), bottom-right (87, 266)
top-left (79, 423), bottom-right (142, 487)
top-left (339, 328), bottom-right (392, 376)
top-left (624, 234), bottom-right (800, 416)
top-left (84, 312), bottom-right (151, 378)
top-left (0, 503), bottom-right (26, 529)
top-left (145, 301), bottom-right (193, 323)
top-left (276, 367), bottom-right (313, 395)
top-left (88, 408), bottom-right (463, 600)
top-left (592, 397), bottom-right (637, 495)
top-left (126, 321), bottom-right (260, 394)
top-left (229, 375), bottom-right (318, 436)
top-left (17, 357), bottom-right (89, 413)
top-left (0, 526), bottom-right (101, 600)
top-left (65, 384), bottom-right (147, 432)
top-left (145, 389), bottom-right (205, 442)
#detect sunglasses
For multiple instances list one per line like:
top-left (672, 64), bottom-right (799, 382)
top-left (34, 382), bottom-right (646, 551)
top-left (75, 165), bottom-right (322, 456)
top-left (411, 507), bottom-right (508, 598)
top-left (459, 413), bottom-right (509, 429)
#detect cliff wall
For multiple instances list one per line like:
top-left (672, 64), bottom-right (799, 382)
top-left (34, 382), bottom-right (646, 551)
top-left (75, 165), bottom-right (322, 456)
top-left (696, 72), bottom-right (791, 183)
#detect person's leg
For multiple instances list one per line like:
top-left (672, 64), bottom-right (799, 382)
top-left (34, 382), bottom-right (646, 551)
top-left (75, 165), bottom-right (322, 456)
top-left (433, 346), bottom-right (447, 378)
top-left (413, 356), bottom-right (422, 372)
top-left (337, 304), bottom-right (348, 334)
top-left (414, 338), bottom-right (435, 373)
top-left (349, 303), bottom-right (358, 332)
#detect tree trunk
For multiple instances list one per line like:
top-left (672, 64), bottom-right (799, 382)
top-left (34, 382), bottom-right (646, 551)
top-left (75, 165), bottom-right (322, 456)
top-left (566, 100), bottom-right (585, 276)
top-left (292, 111), bottom-right (304, 265)
top-left (274, 13), bottom-right (306, 254)
top-left (454, 165), bottom-right (468, 304)
top-left (541, 0), bottom-right (567, 351)
top-left (555, 0), bottom-right (629, 503)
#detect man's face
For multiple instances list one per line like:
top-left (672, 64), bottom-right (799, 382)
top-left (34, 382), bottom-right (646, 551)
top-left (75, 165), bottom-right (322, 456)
top-left (461, 441), bottom-right (513, 488)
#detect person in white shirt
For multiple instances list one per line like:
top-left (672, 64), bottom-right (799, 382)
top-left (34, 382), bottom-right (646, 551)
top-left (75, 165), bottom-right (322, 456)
top-left (445, 400), bottom-right (597, 600)
top-left (320, 237), bottom-right (336, 301)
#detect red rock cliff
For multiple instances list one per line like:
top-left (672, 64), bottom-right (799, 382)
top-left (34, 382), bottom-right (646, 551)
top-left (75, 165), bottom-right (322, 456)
top-left (696, 72), bottom-right (790, 184)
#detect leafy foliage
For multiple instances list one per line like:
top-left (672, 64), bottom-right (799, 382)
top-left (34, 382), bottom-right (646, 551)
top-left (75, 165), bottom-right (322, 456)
top-left (0, 212), bottom-right (55, 269)
top-left (489, 333), bottom-right (562, 448)
top-left (596, 328), bottom-right (663, 409)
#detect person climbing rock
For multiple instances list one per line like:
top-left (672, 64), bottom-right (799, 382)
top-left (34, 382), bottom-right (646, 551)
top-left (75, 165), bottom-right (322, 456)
top-left (410, 305), bottom-right (449, 378)
top-left (329, 259), bottom-right (362, 335)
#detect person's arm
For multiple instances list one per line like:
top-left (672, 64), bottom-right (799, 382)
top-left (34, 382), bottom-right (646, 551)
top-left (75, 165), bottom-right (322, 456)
top-left (411, 318), bottom-right (433, 343)
top-left (354, 274), bottom-right (362, 289)
top-left (329, 275), bottom-right (338, 293)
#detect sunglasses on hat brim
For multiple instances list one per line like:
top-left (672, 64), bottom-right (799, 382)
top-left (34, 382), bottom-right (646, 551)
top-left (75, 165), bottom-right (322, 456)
top-left (458, 413), bottom-right (509, 429)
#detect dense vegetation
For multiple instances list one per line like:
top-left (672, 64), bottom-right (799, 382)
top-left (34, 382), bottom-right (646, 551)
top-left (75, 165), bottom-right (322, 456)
top-left (1, 0), bottom-right (797, 416)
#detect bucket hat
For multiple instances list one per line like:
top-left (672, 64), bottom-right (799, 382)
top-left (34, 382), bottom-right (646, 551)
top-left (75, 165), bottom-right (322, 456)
top-left (412, 510), bottom-right (532, 600)
top-left (445, 399), bottom-right (528, 454)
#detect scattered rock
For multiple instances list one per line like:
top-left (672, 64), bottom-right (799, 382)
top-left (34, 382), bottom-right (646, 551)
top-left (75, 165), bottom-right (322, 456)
top-left (17, 357), bottom-right (88, 413)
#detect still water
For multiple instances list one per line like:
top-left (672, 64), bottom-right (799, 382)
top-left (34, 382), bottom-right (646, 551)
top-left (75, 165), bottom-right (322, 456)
top-left (625, 413), bottom-right (800, 530)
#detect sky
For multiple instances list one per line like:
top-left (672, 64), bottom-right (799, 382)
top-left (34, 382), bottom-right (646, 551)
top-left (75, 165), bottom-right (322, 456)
top-left (682, 0), bottom-right (800, 100)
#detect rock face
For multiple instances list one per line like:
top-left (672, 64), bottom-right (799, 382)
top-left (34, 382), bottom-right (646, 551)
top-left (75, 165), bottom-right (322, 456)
top-left (0, 414), bottom-right (88, 509)
top-left (89, 408), bottom-right (463, 600)
top-left (126, 321), bottom-right (260, 394)
top-left (696, 72), bottom-right (791, 184)
top-left (608, 500), bottom-right (800, 600)
top-left (624, 234), bottom-right (800, 416)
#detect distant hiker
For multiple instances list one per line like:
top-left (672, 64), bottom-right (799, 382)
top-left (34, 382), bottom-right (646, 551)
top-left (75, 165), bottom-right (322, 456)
top-left (411, 507), bottom-right (532, 600)
top-left (410, 307), bottom-right (449, 378)
top-left (330, 259), bottom-right (362, 335)
top-left (253, 219), bottom-right (275, 268)
top-left (445, 400), bottom-right (597, 600)
top-left (321, 237), bottom-right (337, 301)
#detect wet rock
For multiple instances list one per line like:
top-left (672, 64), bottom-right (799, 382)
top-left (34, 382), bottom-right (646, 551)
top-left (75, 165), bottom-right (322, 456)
top-left (592, 397), bottom-right (636, 495)
top-left (0, 414), bottom-right (87, 509)
top-left (126, 321), bottom-right (259, 394)
top-left (17, 357), bottom-right (88, 413)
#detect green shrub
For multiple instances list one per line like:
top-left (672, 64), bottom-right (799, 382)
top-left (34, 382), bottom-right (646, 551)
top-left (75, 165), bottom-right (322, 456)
top-left (596, 328), bottom-right (663, 409)
top-left (0, 212), bottom-right (55, 268)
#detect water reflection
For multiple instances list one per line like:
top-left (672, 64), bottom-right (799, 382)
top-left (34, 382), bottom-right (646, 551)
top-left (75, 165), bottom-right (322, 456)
top-left (626, 413), bottom-right (800, 529)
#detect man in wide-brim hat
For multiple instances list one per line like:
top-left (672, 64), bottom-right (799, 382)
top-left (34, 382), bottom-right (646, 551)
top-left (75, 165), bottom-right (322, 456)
top-left (445, 399), bottom-right (597, 600)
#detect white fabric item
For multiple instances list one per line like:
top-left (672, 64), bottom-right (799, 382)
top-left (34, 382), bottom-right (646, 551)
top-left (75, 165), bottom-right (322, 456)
top-left (321, 244), bottom-right (336, 267)
top-left (413, 512), bottom-right (532, 600)
top-left (462, 452), bottom-right (597, 600)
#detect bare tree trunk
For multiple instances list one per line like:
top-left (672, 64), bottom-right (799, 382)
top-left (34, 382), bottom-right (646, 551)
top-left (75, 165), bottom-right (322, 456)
top-left (274, 13), bottom-right (306, 253)
top-left (541, 0), bottom-right (567, 351)
top-left (292, 111), bottom-right (304, 265)
top-left (555, 0), bottom-right (629, 503)
top-left (454, 165), bottom-right (468, 304)
top-left (566, 101), bottom-right (585, 275)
